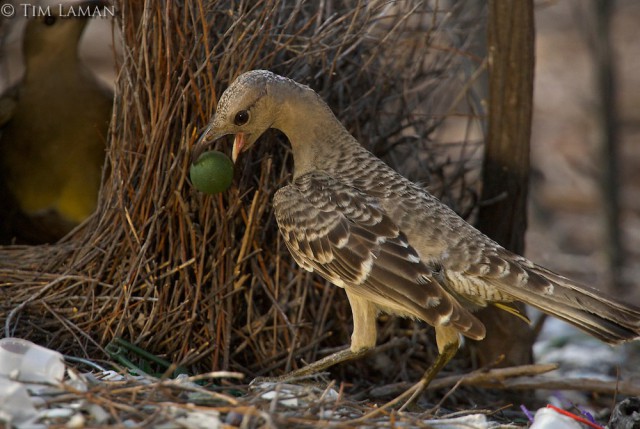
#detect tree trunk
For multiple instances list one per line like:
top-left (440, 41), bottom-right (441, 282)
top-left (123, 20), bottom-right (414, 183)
top-left (472, 0), bottom-right (536, 368)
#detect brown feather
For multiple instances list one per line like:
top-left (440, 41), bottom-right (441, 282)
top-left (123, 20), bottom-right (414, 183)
top-left (273, 172), bottom-right (485, 340)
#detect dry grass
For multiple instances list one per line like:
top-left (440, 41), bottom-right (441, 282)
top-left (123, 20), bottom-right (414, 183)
top-left (0, 0), bottom-right (489, 420)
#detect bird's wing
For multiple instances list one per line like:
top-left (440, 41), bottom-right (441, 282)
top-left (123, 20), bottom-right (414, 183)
top-left (273, 172), bottom-right (485, 340)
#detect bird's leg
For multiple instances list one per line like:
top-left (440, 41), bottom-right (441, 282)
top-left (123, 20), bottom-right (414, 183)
top-left (342, 326), bottom-right (460, 423)
top-left (374, 325), bottom-right (460, 413)
top-left (350, 338), bottom-right (460, 423)
top-left (397, 339), bottom-right (459, 412)
top-left (252, 290), bottom-right (378, 384)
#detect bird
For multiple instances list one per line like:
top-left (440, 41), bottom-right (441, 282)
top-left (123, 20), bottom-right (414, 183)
top-left (192, 70), bottom-right (640, 405)
top-left (0, 1), bottom-right (113, 243)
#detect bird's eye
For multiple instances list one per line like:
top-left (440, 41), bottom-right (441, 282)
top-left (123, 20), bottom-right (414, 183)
top-left (43, 15), bottom-right (57, 26)
top-left (234, 110), bottom-right (249, 126)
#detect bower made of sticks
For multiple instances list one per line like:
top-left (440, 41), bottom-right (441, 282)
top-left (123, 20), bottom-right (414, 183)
top-left (0, 0), bottom-right (486, 385)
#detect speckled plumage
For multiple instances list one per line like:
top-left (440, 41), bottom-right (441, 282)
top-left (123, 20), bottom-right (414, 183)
top-left (195, 70), bottom-right (640, 362)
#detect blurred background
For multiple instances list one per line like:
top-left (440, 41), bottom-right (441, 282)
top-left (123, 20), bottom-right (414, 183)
top-left (527, 0), bottom-right (640, 302)
top-left (0, 0), bottom-right (117, 243)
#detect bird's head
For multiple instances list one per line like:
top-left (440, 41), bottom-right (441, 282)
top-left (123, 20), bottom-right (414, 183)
top-left (23, 0), bottom-right (112, 58)
top-left (192, 70), bottom-right (289, 164)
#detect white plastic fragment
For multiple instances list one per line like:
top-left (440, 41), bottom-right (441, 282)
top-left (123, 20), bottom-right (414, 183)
top-left (0, 338), bottom-right (65, 384)
top-left (88, 404), bottom-right (111, 424)
top-left (155, 406), bottom-right (221, 429)
top-left (253, 381), bottom-right (340, 408)
top-left (423, 414), bottom-right (491, 429)
top-left (38, 408), bottom-right (75, 419)
top-left (66, 412), bottom-right (86, 428)
top-left (530, 407), bottom-right (582, 429)
top-left (260, 389), bottom-right (300, 407)
top-left (0, 378), bottom-right (38, 424)
top-left (64, 370), bottom-right (88, 393)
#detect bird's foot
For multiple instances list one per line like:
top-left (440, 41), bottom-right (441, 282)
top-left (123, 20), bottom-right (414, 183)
top-left (396, 340), bottom-right (459, 412)
top-left (396, 378), bottom-right (429, 413)
top-left (350, 341), bottom-right (459, 423)
top-left (250, 347), bottom-right (368, 388)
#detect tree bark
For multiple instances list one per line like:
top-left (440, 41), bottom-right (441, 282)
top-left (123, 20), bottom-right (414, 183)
top-left (472, 0), bottom-right (536, 368)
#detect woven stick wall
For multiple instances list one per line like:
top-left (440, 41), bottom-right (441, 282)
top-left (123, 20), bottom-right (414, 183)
top-left (0, 0), bottom-right (486, 382)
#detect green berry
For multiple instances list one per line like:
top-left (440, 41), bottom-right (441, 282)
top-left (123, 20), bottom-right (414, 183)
top-left (190, 150), bottom-right (234, 194)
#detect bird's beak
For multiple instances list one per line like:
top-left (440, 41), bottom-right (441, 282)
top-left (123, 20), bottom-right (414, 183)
top-left (192, 123), bottom-right (249, 165)
top-left (231, 132), bottom-right (246, 163)
top-left (191, 122), bottom-right (226, 164)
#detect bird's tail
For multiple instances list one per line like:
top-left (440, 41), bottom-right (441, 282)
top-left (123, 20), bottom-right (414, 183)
top-left (508, 264), bottom-right (640, 344)
top-left (485, 251), bottom-right (640, 344)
